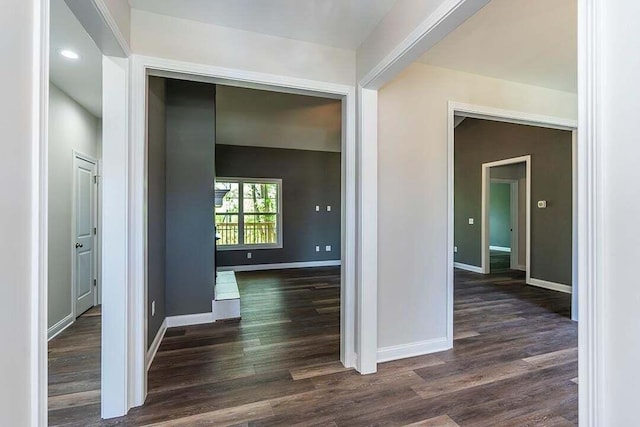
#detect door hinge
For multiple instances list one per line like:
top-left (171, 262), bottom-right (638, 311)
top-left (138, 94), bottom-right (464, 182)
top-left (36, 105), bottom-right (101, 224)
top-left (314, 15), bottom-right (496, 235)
top-left (94, 227), bottom-right (97, 235)
top-left (94, 175), bottom-right (97, 184)
top-left (94, 279), bottom-right (97, 287)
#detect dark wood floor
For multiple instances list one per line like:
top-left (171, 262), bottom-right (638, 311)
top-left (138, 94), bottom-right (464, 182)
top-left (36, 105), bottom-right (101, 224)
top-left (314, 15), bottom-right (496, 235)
top-left (49, 267), bottom-right (577, 426)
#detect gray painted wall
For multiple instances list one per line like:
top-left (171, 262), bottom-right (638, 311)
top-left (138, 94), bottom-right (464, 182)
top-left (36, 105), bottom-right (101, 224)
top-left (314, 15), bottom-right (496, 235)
top-left (216, 85), bottom-right (341, 152)
top-left (489, 182), bottom-right (511, 248)
top-left (48, 83), bottom-right (101, 330)
top-left (454, 118), bottom-right (572, 285)
top-left (147, 77), bottom-right (166, 346)
top-left (216, 144), bottom-right (341, 267)
top-left (165, 79), bottom-right (216, 316)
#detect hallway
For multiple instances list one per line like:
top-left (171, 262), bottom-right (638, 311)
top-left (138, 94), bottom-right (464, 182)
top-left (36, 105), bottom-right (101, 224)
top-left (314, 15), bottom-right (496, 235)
top-left (50, 267), bottom-right (577, 426)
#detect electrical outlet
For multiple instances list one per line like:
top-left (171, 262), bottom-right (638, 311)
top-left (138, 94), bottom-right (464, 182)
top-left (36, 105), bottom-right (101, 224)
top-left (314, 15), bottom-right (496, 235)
top-left (151, 300), bottom-right (156, 317)
top-left (315, 205), bottom-right (320, 212)
top-left (315, 246), bottom-right (320, 252)
top-left (325, 245), bottom-right (331, 252)
top-left (454, 246), bottom-right (458, 253)
top-left (327, 205), bottom-right (332, 212)
top-left (468, 218), bottom-right (474, 225)
top-left (247, 252), bottom-right (252, 259)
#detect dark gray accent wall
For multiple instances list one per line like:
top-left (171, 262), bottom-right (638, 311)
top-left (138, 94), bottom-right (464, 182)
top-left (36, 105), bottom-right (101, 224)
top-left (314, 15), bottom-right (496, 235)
top-left (489, 183), bottom-right (511, 248)
top-left (454, 118), bottom-right (572, 285)
top-left (165, 79), bottom-right (216, 316)
top-left (215, 144), bottom-right (341, 266)
top-left (147, 77), bottom-right (167, 347)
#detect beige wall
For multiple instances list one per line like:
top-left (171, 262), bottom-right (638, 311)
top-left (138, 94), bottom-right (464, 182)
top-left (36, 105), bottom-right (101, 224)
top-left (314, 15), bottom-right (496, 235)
top-left (377, 63), bottom-right (577, 350)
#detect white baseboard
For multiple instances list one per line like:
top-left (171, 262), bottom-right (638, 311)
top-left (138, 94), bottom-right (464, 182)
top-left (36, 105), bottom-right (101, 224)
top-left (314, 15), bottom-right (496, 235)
top-left (217, 260), bottom-right (341, 272)
top-left (527, 277), bottom-right (572, 294)
top-left (377, 337), bottom-right (450, 363)
top-left (166, 312), bottom-right (216, 328)
top-left (513, 264), bottom-right (526, 272)
top-left (48, 313), bottom-right (74, 341)
top-left (453, 262), bottom-right (483, 274)
top-left (146, 318), bottom-right (167, 371)
top-left (490, 245), bottom-right (511, 252)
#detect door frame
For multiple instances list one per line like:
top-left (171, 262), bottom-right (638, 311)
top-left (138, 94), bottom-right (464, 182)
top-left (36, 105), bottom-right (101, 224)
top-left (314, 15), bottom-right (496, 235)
top-left (481, 156), bottom-right (530, 276)
top-left (489, 177), bottom-right (521, 270)
top-left (128, 54), bottom-right (365, 406)
top-left (71, 151), bottom-right (98, 318)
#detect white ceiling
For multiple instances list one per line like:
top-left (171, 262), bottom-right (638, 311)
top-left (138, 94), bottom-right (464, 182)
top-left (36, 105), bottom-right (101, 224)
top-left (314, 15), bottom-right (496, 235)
top-left (419, 0), bottom-right (577, 93)
top-left (128, 0), bottom-right (398, 50)
top-left (50, 0), bottom-right (103, 117)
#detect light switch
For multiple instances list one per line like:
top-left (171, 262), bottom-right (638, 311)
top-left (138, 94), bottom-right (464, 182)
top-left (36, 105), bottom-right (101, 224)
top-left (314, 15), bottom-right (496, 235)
top-left (537, 200), bottom-right (547, 209)
top-left (325, 245), bottom-right (332, 252)
top-left (315, 205), bottom-right (320, 212)
top-left (468, 218), bottom-right (474, 225)
top-left (315, 246), bottom-right (320, 252)
top-left (327, 205), bottom-right (332, 212)
top-left (454, 246), bottom-right (458, 253)
top-left (247, 252), bottom-right (252, 259)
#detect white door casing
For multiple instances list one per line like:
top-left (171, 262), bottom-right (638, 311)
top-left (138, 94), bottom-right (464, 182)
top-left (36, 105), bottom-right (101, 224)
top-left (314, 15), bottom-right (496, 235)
top-left (73, 154), bottom-right (97, 317)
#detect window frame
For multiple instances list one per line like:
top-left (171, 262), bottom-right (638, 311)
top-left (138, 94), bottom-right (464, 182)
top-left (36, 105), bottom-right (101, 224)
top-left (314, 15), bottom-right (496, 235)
top-left (215, 177), bottom-right (283, 251)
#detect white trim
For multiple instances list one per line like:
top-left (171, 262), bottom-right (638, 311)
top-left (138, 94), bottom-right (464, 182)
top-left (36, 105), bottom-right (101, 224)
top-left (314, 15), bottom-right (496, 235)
top-left (166, 312), bottom-right (216, 328)
top-left (146, 318), bottom-right (166, 371)
top-left (92, 0), bottom-right (131, 56)
top-left (489, 245), bottom-right (511, 253)
top-left (359, 0), bottom-right (490, 89)
top-left (481, 155), bottom-right (531, 277)
top-left (217, 260), bottom-right (341, 272)
top-left (527, 277), bottom-right (572, 294)
top-left (578, 0), bottom-right (603, 423)
top-left (571, 130), bottom-right (578, 321)
top-left (453, 262), bottom-right (483, 274)
top-left (513, 264), bottom-right (526, 272)
top-left (47, 313), bottom-right (74, 341)
top-left (33, 0), bottom-right (49, 425)
top-left (377, 338), bottom-right (449, 363)
top-left (130, 56), bottom-right (360, 403)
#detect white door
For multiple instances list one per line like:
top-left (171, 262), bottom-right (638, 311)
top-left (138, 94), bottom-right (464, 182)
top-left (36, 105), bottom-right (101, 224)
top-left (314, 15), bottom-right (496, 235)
top-left (74, 155), bottom-right (97, 317)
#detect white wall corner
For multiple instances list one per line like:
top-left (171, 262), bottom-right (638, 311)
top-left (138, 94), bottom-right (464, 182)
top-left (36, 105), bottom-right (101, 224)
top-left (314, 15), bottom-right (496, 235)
top-left (377, 337), bottom-right (450, 363)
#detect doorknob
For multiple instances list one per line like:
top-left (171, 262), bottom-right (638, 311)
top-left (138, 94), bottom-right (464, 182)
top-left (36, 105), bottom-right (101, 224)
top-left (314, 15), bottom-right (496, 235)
top-left (75, 243), bottom-right (83, 248)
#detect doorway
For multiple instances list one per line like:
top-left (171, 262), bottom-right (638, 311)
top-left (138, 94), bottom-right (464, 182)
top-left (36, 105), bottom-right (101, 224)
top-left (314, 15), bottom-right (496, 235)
top-left (482, 157), bottom-right (529, 275)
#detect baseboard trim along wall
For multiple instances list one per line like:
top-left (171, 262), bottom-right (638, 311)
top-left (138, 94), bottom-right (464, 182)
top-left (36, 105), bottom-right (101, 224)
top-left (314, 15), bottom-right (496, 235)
top-left (377, 337), bottom-right (449, 363)
top-left (166, 312), bottom-right (216, 328)
top-left (453, 262), bottom-right (483, 274)
top-left (146, 318), bottom-right (167, 371)
top-left (489, 245), bottom-right (511, 252)
top-left (217, 260), bottom-right (341, 272)
top-left (513, 264), bottom-right (526, 271)
top-left (47, 313), bottom-right (74, 341)
top-left (527, 277), bottom-right (572, 294)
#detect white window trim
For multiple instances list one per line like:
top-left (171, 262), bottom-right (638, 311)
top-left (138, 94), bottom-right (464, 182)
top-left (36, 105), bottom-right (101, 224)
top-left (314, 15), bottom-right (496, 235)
top-left (215, 177), bottom-right (283, 251)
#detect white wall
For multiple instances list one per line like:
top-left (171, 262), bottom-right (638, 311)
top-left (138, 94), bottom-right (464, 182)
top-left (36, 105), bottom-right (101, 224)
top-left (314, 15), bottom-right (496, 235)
top-left (131, 9), bottom-right (355, 86)
top-left (600, 0), bottom-right (640, 424)
top-left (377, 63), bottom-right (576, 350)
top-left (0, 0), bottom-right (36, 424)
top-left (48, 83), bottom-right (101, 334)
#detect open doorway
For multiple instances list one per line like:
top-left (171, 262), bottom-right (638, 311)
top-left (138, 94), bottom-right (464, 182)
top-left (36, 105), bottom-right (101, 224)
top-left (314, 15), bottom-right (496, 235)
top-left (47, 0), bottom-right (104, 424)
top-left (143, 75), bottom-right (348, 404)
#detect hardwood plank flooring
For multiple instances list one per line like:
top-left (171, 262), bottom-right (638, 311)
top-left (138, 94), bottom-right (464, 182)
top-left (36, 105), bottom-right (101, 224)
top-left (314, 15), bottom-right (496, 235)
top-left (49, 267), bottom-right (577, 426)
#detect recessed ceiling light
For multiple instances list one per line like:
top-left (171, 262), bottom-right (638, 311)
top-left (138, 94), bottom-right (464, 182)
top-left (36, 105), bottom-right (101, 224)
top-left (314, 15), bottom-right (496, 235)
top-left (59, 49), bottom-right (80, 60)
